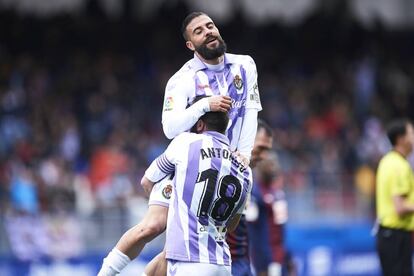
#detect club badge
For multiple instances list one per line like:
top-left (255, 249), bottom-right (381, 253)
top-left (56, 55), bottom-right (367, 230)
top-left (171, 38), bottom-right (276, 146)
top-left (233, 75), bottom-right (243, 90)
top-left (162, 184), bottom-right (173, 199)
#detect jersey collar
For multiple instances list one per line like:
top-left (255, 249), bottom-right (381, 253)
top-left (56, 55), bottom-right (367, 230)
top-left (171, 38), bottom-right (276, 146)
top-left (204, 131), bottom-right (230, 146)
top-left (191, 53), bottom-right (235, 72)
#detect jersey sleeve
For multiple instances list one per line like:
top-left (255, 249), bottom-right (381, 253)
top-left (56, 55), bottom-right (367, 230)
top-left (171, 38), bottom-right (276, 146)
top-left (144, 134), bottom-right (185, 182)
top-left (244, 56), bottom-right (262, 111)
top-left (236, 108), bottom-right (258, 159)
top-left (161, 73), bottom-right (210, 139)
top-left (390, 163), bottom-right (411, 196)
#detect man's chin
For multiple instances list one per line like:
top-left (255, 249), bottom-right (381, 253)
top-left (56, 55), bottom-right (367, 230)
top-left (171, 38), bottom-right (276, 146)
top-left (201, 44), bottom-right (219, 53)
top-left (250, 160), bottom-right (257, 168)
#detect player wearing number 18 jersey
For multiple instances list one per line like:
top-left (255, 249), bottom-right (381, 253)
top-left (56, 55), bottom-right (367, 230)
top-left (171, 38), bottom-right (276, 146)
top-left (143, 111), bottom-right (252, 275)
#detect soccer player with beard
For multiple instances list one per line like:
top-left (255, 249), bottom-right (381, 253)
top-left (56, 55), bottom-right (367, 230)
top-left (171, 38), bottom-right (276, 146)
top-left (98, 12), bottom-right (262, 276)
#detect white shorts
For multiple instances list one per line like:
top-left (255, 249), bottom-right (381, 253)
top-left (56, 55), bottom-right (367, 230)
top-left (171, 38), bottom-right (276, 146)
top-left (167, 260), bottom-right (231, 276)
top-left (148, 176), bottom-right (173, 207)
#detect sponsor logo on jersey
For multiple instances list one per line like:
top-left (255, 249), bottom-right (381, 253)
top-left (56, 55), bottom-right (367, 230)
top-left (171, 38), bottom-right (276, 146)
top-left (250, 83), bottom-right (260, 103)
top-left (232, 98), bottom-right (246, 108)
top-left (233, 75), bottom-right (243, 90)
top-left (163, 97), bottom-right (174, 111)
top-left (162, 184), bottom-right (173, 199)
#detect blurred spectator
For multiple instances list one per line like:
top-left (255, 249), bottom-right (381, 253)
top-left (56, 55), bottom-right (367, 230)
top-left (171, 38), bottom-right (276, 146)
top-left (9, 163), bottom-right (39, 214)
top-left (4, 212), bottom-right (48, 261)
top-left (43, 212), bottom-right (83, 260)
top-left (88, 129), bottom-right (132, 207)
top-left (353, 57), bottom-right (377, 121)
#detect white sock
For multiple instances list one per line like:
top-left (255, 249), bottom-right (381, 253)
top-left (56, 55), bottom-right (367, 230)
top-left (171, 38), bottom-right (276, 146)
top-left (97, 248), bottom-right (131, 276)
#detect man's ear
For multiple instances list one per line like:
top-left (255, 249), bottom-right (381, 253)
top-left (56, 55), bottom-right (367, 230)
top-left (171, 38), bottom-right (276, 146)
top-left (186, 40), bottom-right (195, 51)
top-left (196, 120), bottom-right (205, 133)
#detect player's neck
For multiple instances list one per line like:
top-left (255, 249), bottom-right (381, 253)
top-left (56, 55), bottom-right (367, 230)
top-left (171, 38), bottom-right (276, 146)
top-left (196, 53), bottom-right (224, 65)
top-left (394, 146), bottom-right (409, 158)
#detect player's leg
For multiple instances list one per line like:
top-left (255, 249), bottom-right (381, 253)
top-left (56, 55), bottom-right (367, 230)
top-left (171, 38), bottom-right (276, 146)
top-left (143, 250), bottom-right (167, 276)
top-left (98, 179), bottom-right (172, 276)
top-left (376, 226), bottom-right (403, 276)
top-left (116, 205), bottom-right (168, 259)
top-left (98, 205), bottom-right (168, 276)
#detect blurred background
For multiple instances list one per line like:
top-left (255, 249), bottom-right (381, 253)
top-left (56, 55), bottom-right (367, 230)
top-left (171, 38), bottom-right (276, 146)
top-left (0, 0), bottom-right (414, 275)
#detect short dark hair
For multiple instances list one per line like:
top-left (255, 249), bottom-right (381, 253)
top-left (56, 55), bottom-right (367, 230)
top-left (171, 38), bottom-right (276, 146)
top-left (181, 11), bottom-right (206, 41)
top-left (258, 119), bottom-right (272, 137)
top-left (386, 118), bottom-right (412, 146)
top-left (191, 95), bottom-right (229, 134)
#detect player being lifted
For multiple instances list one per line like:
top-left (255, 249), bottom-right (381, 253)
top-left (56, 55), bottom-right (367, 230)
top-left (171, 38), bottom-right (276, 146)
top-left (143, 108), bottom-right (252, 275)
top-left (98, 11), bottom-right (262, 276)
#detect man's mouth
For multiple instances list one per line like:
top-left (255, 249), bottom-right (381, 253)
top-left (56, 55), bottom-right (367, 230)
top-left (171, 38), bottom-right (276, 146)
top-left (205, 37), bottom-right (217, 45)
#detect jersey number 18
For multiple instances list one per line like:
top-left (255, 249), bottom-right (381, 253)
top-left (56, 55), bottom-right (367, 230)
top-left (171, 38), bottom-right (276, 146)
top-left (196, 168), bottom-right (242, 223)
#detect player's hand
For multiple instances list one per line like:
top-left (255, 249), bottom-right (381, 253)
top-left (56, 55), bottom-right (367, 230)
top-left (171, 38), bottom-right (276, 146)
top-left (233, 151), bottom-right (250, 168)
top-left (208, 95), bottom-right (232, 112)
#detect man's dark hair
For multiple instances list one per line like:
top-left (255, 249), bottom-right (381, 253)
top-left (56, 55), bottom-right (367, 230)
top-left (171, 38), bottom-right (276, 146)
top-left (181, 12), bottom-right (206, 41)
top-left (190, 95), bottom-right (229, 134)
top-left (387, 118), bottom-right (412, 146)
top-left (258, 119), bottom-right (272, 137)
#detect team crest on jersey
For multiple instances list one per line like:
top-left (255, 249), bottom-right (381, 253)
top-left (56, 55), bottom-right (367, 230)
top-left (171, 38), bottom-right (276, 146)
top-left (163, 97), bottom-right (174, 111)
top-left (162, 184), bottom-right (173, 199)
top-left (233, 75), bottom-right (243, 90)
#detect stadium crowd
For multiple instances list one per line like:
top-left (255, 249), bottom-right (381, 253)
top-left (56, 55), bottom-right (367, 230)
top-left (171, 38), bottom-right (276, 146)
top-left (0, 2), bottom-right (414, 262)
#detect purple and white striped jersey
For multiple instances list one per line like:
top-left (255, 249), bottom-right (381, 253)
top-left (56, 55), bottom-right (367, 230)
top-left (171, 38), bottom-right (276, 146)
top-left (144, 131), bottom-right (252, 266)
top-left (162, 53), bottom-right (262, 157)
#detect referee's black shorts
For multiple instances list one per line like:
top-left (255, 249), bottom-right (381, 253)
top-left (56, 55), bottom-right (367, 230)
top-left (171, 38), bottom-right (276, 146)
top-left (376, 225), bottom-right (413, 276)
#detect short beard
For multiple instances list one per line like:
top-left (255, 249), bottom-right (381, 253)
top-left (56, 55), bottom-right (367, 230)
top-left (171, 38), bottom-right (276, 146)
top-left (195, 37), bottom-right (227, 60)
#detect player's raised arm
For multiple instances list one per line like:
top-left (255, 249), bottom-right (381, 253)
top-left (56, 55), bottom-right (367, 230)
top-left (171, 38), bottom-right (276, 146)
top-left (161, 74), bottom-right (201, 139)
top-left (161, 75), bottom-right (231, 139)
top-left (236, 56), bottom-right (262, 160)
top-left (237, 109), bottom-right (258, 161)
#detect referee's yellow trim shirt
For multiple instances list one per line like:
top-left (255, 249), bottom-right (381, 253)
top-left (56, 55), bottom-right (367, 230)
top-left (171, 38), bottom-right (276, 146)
top-left (376, 151), bottom-right (414, 231)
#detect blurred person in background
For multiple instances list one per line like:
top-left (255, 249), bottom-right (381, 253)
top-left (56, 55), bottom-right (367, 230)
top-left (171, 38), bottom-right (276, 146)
top-left (246, 152), bottom-right (296, 276)
top-left (88, 129), bottom-right (132, 206)
top-left (98, 11), bottom-right (262, 276)
top-left (375, 118), bottom-right (414, 276)
top-left (227, 119), bottom-right (273, 276)
top-left (4, 163), bottom-right (47, 261)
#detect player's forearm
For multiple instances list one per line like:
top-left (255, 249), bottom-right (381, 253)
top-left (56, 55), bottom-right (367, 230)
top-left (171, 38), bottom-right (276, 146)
top-left (162, 98), bottom-right (209, 139)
